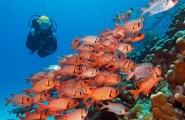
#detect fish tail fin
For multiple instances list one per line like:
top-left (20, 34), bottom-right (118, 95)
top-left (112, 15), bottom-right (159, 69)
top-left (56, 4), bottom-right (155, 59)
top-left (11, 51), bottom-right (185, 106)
top-left (128, 89), bottom-right (141, 99)
top-left (99, 102), bottom-right (107, 110)
top-left (139, 7), bottom-right (149, 16)
top-left (83, 94), bottom-right (90, 103)
top-left (22, 88), bottom-right (32, 95)
top-left (126, 72), bottom-right (134, 81)
top-left (36, 103), bottom-right (47, 112)
top-left (5, 97), bottom-right (12, 106)
top-left (24, 78), bottom-right (31, 84)
top-left (18, 116), bottom-right (25, 120)
top-left (110, 18), bottom-right (115, 22)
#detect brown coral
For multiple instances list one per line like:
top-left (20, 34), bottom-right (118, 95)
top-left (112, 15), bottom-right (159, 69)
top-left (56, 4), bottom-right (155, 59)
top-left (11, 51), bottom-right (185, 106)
top-left (150, 92), bottom-right (182, 120)
top-left (167, 60), bottom-right (185, 90)
top-left (176, 37), bottom-right (185, 53)
top-left (174, 93), bottom-right (185, 106)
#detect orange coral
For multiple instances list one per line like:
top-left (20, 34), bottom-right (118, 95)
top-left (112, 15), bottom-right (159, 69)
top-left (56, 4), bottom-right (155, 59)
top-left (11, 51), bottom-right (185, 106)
top-left (150, 92), bottom-right (181, 120)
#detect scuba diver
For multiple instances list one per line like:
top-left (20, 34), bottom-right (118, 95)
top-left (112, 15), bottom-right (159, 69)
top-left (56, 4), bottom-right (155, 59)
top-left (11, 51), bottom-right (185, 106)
top-left (26, 15), bottom-right (57, 58)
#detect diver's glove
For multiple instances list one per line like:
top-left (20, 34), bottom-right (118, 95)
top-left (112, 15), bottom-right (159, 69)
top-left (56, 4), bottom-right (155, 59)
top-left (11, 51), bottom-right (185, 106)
top-left (31, 28), bottom-right (36, 36)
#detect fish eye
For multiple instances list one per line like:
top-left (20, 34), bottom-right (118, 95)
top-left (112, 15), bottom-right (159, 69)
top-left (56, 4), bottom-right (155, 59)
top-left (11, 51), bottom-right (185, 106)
top-left (138, 33), bottom-right (142, 36)
top-left (27, 98), bottom-right (30, 101)
top-left (74, 101), bottom-right (77, 104)
top-left (138, 22), bottom-right (140, 27)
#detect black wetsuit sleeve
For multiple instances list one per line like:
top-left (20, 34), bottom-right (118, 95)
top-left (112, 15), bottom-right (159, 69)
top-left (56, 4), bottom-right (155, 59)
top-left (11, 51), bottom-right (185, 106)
top-left (37, 36), bottom-right (57, 58)
top-left (26, 31), bottom-right (37, 51)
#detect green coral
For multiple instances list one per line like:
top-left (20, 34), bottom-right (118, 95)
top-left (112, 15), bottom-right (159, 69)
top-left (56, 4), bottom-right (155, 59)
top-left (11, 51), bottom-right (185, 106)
top-left (124, 100), bottom-right (152, 120)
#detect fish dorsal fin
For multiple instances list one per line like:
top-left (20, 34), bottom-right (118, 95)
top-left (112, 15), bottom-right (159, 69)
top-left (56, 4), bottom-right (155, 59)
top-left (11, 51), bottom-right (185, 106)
top-left (105, 27), bottom-right (111, 32)
top-left (11, 94), bottom-right (15, 98)
top-left (30, 74), bottom-right (34, 77)
top-left (116, 23), bottom-right (123, 28)
top-left (31, 82), bottom-right (36, 87)
top-left (47, 99), bottom-right (53, 104)
top-left (62, 114), bottom-right (68, 119)
top-left (148, 0), bottom-right (157, 5)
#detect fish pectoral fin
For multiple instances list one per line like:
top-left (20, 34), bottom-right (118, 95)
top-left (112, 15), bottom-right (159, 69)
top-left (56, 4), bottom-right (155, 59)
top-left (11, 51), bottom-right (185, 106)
top-left (143, 89), bottom-right (151, 96)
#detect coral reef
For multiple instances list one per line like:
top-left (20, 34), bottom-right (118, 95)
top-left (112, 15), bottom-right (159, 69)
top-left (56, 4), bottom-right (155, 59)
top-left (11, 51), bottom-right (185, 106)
top-left (124, 99), bottom-right (152, 120)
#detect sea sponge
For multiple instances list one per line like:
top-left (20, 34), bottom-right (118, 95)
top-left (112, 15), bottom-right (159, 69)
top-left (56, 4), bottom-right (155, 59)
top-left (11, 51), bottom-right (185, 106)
top-left (150, 92), bottom-right (181, 120)
top-left (176, 37), bottom-right (185, 53)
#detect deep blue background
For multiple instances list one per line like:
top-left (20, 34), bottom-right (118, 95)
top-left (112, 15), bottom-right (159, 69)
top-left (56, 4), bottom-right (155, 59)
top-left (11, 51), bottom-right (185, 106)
top-left (0, 0), bottom-right (182, 119)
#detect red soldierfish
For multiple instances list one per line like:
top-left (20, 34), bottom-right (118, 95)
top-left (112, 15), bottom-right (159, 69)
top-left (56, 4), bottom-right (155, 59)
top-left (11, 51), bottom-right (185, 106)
top-left (83, 87), bottom-right (119, 103)
top-left (129, 66), bottom-right (163, 98)
top-left (123, 20), bottom-right (143, 33)
top-left (126, 63), bottom-right (154, 80)
top-left (100, 101), bottom-right (130, 115)
top-left (36, 98), bottom-right (79, 112)
top-left (5, 94), bottom-right (33, 107)
top-left (18, 111), bottom-right (49, 120)
top-left (62, 108), bottom-right (88, 120)
top-left (124, 32), bottom-right (145, 43)
top-left (139, 0), bottom-right (179, 17)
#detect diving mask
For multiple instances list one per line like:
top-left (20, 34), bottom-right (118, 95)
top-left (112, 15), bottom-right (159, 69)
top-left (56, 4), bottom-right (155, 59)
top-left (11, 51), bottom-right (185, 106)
top-left (39, 20), bottom-right (51, 30)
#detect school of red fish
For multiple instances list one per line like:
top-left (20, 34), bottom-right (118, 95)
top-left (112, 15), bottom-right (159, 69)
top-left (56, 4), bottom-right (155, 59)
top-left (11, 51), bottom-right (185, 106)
top-left (5, 0), bottom-right (178, 119)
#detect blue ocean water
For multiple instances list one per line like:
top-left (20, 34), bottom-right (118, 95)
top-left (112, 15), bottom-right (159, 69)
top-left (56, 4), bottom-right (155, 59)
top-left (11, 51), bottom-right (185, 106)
top-left (0, 0), bottom-right (182, 119)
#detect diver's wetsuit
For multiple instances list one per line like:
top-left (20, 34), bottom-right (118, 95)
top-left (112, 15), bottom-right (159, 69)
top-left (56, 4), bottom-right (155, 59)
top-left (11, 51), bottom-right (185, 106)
top-left (26, 19), bottom-right (57, 58)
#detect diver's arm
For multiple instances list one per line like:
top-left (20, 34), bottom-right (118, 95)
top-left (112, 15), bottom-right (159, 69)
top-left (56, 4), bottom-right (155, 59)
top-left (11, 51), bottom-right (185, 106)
top-left (26, 30), bottom-right (37, 52)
